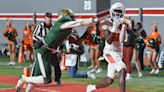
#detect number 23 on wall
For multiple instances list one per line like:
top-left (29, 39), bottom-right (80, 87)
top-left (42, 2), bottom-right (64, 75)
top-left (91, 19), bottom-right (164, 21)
top-left (84, 0), bottom-right (91, 10)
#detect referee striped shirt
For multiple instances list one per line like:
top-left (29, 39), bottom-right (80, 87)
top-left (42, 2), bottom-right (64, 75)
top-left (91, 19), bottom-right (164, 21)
top-left (33, 22), bottom-right (52, 42)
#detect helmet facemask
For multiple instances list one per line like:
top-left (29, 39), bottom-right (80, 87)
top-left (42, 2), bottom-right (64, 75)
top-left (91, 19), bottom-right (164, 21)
top-left (112, 9), bottom-right (124, 18)
top-left (110, 2), bottom-right (125, 20)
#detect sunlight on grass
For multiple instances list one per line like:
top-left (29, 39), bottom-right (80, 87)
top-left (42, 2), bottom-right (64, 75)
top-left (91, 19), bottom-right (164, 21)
top-left (0, 84), bottom-right (14, 89)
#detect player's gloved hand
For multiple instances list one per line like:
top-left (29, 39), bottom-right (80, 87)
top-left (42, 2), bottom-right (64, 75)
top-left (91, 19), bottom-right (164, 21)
top-left (92, 17), bottom-right (104, 23)
top-left (92, 17), bottom-right (99, 23)
top-left (122, 18), bottom-right (131, 26)
top-left (110, 18), bottom-right (122, 33)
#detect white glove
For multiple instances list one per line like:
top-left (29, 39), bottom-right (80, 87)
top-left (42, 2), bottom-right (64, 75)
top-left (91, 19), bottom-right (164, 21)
top-left (92, 18), bottom-right (99, 22)
top-left (122, 18), bottom-right (131, 26)
top-left (110, 18), bottom-right (122, 33)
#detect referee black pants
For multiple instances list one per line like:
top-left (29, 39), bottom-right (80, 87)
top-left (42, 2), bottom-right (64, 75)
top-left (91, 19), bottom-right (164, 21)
top-left (50, 53), bottom-right (61, 82)
top-left (138, 46), bottom-right (145, 71)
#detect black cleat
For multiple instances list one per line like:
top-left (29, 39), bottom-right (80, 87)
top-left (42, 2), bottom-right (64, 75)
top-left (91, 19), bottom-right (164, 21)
top-left (54, 81), bottom-right (62, 86)
top-left (15, 87), bottom-right (21, 92)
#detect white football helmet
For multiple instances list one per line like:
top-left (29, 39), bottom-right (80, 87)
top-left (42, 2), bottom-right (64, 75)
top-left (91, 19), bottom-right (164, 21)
top-left (110, 2), bottom-right (125, 19)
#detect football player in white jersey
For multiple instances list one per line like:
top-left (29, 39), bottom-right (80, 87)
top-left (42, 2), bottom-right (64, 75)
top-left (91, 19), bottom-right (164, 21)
top-left (86, 2), bottom-right (129, 92)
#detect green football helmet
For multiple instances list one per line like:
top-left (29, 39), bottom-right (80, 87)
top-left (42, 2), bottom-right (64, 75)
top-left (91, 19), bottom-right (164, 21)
top-left (58, 8), bottom-right (75, 20)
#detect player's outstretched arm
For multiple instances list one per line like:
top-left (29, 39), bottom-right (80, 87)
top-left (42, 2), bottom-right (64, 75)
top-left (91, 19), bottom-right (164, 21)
top-left (60, 18), bottom-right (98, 30)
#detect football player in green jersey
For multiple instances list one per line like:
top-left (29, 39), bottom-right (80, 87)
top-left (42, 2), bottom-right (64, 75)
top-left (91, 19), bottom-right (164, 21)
top-left (15, 8), bottom-right (99, 92)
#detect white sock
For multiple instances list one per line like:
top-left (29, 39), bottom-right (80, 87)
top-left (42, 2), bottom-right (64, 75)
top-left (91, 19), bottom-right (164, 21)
top-left (25, 84), bottom-right (34, 92)
top-left (23, 75), bottom-right (44, 84)
top-left (126, 73), bottom-right (131, 77)
top-left (92, 85), bottom-right (96, 90)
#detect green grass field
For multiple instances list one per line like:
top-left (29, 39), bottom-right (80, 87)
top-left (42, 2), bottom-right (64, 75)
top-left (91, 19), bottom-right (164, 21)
top-left (0, 56), bottom-right (164, 92)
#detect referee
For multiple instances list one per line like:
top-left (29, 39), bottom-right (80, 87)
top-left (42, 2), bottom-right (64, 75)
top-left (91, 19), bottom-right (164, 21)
top-left (33, 12), bottom-right (61, 86)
